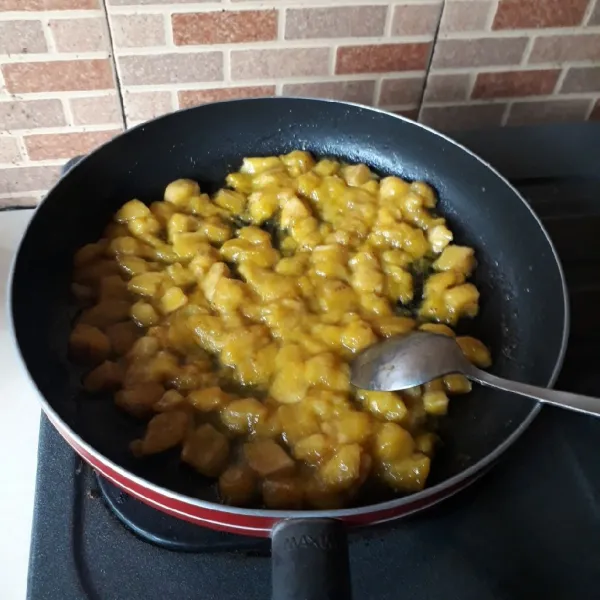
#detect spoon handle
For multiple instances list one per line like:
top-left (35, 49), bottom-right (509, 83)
top-left (468, 368), bottom-right (600, 418)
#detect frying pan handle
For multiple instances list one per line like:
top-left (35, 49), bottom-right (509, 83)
top-left (271, 518), bottom-right (352, 600)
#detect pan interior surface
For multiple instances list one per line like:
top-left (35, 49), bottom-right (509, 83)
top-left (11, 98), bottom-right (567, 506)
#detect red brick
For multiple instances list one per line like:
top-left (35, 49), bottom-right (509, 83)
top-left (173, 11), bottom-right (277, 45)
top-left (336, 43), bottom-right (430, 75)
top-left (24, 130), bottom-right (120, 161)
top-left (0, 0), bottom-right (97, 9)
top-left (2, 60), bottom-right (114, 94)
top-left (178, 86), bottom-right (275, 108)
top-left (472, 69), bottom-right (560, 99)
top-left (493, 0), bottom-right (588, 30)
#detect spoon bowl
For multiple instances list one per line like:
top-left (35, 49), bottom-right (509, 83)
top-left (350, 331), bottom-right (472, 392)
top-left (350, 331), bottom-right (600, 419)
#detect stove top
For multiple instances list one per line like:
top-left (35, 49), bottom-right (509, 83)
top-left (28, 123), bottom-right (600, 600)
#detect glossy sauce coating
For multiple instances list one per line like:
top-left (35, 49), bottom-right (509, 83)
top-left (69, 151), bottom-right (491, 509)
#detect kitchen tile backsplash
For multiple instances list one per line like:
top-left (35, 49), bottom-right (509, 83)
top-left (1, 0), bottom-right (599, 204)
top-left (0, 0), bottom-right (122, 205)
top-left (421, 0), bottom-right (600, 130)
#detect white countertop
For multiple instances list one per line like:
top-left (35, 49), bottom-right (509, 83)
top-left (0, 210), bottom-right (41, 600)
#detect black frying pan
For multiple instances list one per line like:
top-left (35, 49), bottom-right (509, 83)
top-left (10, 98), bottom-right (568, 600)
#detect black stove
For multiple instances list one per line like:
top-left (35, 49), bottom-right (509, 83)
top-left (28, 123), bottom-right (600, 599)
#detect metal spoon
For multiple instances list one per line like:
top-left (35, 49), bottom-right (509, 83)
top-left (350, 331), bottom-right (600, 418)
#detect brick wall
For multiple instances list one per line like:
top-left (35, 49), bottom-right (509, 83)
top-left (421, 0), bottom-right (600, 129)
top-left (1, 0), bottom-right (599, 205)
top-left (0, 0), bottom-right (124, 206)
top-left (106, 1), bottom-right (441, 126)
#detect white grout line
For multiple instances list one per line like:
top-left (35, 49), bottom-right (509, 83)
top-left (434, 26), bottom-right (600, 41)
top-left (40, 12), bottom-right (107, 22)
top-left (1, 90), bottom-right (118, 101)
top-left (484, 0), bottom-right (499, 31)
top-left (104, 0), bottom-right (396, 16)
top-left (519, 36), bottom-right (535, 66)
top-left (373, 77), bottom-right (383, 106)
top-left (0, 159), bottom-right (65, 168)
top-left (466, 71), bottom-right (476, 99)
top-left (223, 48), bottom-right (232, 83)
top-left (105, 35), bottom-right (436, 55)
top-left (378, 71), bottom-right (428, 81)
top-left (13, 135), bottom-right (29, 164)
top-left (169, 89), bottom-right (178, 113)
top-left (422, 91), bottom-right (600, 108)
top-left (0, 52), bottom-right (111, 63)
top-left (41, 18), bottom-right (57, 54)
top-left (117, 71), bottom-right (427, 92)
top-left (426, 60), bottom-right (600, 75)
top-left (328, 44), bottom-right (337, 76)
top-left (164, 11), bottom-right (175, 48)
top-left (553, 66), bottom-right (570, 94)
top-left (0, 9), bottom-right (106, 20)
top-left (0, 193), bottom-right (43, 204)
top-left (278, 6), bottom-right (286, 41)
top-left (583, 0), bottom-right (599, 25)
top-left (500, 101), bottom-right (512, 126)
top-left (0, 124), bottom-right (122, 135)
top-left (9, 192), bottom-right (44, 201)
top-left (0, 190), bottom-right (43, 198)
top-left (583, 97), bottom-right (596, 119)
top-left (61, 98), bottom-right (75, 127)
top-left (383, 3), bottom-right (393, 38)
